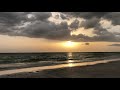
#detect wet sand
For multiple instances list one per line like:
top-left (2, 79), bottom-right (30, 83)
top-left (0, 60), bottom-right (120, 78)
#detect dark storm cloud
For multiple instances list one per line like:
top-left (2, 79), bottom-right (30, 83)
top-left (70, 32), bottom-right (120, 42)
top-left (80, 17), bottom-right (99, 29)
top-left (31, 12), bottom-right (52, 21)
top-left (69, 19), bottom-right (80, 30)
top-left (85, 43), bottom-right (90, 45)
top-left (65, 12), bottom-right (120, 26)
top-left (21, 21), bottom-right (71, 40)
top-left (103, 12), bottom-right (120, 25)
top-left (0, 12), bottom-right (28, 26)
top-left (64, 12), bottom-right (120, 28)
top-left (0, 12), bottom-right (70, 41)
top-left (65, 12), bottom-right (115, 41)
top-left (63, 12), bottom-right (120, 42)
top-left (109, 44), bottom-right (120, 47)
top-left (0, 12), bottom-right (54, 36)
top-left (0, 12), bottom-right (120, 42)
top-left (60, 13), bottom-right (68, 20)
top-left (71, 34), bottom-right (93, 42)
top-left (64, 12), bottom-right (109, 19)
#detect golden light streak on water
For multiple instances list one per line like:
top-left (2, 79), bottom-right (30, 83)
top-left (0, 59), bottom-right (119, 76)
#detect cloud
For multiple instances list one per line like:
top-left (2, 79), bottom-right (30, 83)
top-left (64, 12), bottom-right (120, 42)
top-left (80, 17), bottom-right (99, 29)
top-left (71, 34), bottom-right (93, 42)
top-left (20, 21), bottom-right (71, 40)
top-left (69, 19), bottom-right (80, 30)
top-left (31, 12), bottom-right (52, 21)
top-left (85, 43), bottom-right (90, 45)
top-left (81, 42), bottom-right (90, 45)
top-left (60, 13), bottom-right (68, 20)
top-left (109, 44), bottom-right (120, 47)
top-left (0, 12), bottom-right (28, 26)
top-left (103, 12), bottom-right (120, 25)
top-left (54, 14), bottom-right (59, 19)
top-left (0, 12), bottom-right (120, 42)
top-left (64, 12), bottom-right (109, 19)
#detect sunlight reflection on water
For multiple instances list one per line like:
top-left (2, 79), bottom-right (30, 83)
top-left (0, 59), bottom-right (119, 76)
top-left (67, 53), bottom-right (74, 67)
top-left (68, 63), bottom-right (74, 67)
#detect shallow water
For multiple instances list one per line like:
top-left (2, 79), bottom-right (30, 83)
top-left (0, 58), bottom-right (120, 76)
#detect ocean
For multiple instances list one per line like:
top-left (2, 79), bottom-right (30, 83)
top-left (0, 52), bottom-right (120, 65)
top-left (0, 52), bottom-right (120, 76)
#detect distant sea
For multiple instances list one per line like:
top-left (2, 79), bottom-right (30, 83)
top-left (0, 52), bottom-right (120, 65)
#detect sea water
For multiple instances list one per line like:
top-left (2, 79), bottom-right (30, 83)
top-left (0, 52), bottom-right (120, 75)
top-left (0, 52), bottom-right (120, 64)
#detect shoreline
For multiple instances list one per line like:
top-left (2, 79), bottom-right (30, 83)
top-left (0, 59), bottom-right (120, 78)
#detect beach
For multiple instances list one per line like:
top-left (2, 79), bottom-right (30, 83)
top-left (0, 60), bottom-right (120, 78)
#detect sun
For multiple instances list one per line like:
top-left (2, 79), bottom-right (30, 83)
top-left (64, 41), bottom-right (76, 47)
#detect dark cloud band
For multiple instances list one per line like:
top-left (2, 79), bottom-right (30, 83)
top-left (0, 12), bottom-right (120, 42)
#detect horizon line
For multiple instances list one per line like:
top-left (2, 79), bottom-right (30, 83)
top-left (0, 52), bottom-right (120, 53)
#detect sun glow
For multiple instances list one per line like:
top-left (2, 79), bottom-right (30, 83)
top-left (64, 41), bottom-right (76, 47)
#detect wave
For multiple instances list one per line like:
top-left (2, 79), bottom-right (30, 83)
top-left (0, 58), bottom-right (120, 76)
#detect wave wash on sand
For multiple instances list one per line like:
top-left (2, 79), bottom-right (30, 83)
top-left (0, 58), bottom-right (120, 76)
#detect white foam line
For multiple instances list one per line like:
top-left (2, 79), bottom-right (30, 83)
top-left (0, 59), bottom-right (119, 76)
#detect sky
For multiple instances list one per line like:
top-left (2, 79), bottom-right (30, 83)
top-left (0, 12), bottom-right (120, 52)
